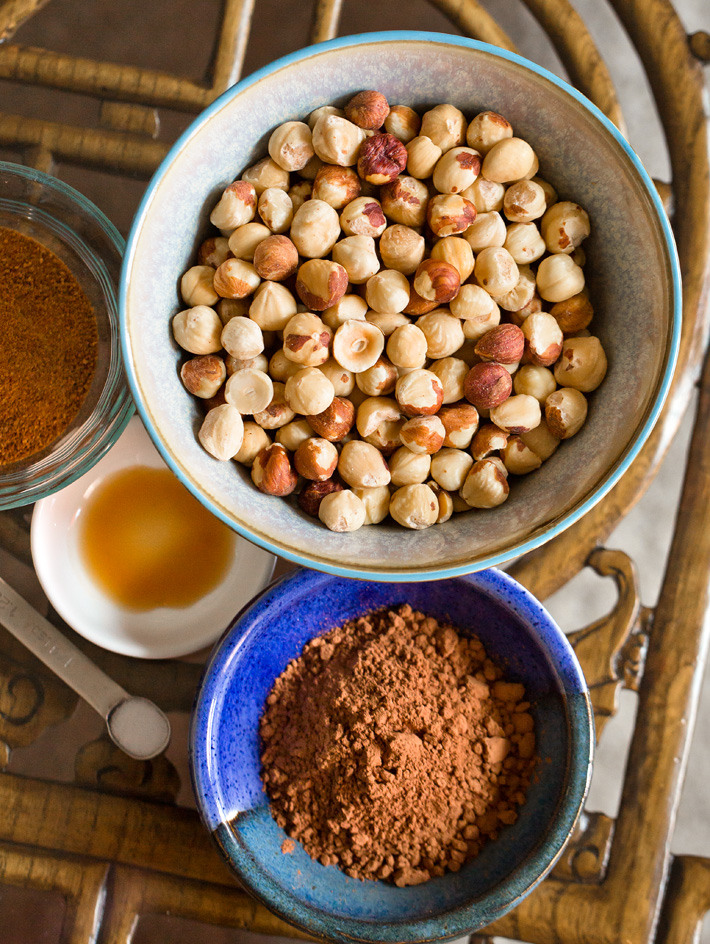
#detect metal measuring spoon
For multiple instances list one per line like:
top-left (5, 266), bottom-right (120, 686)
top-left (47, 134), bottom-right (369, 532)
top-left (0, 577), bottom-right (171, 760)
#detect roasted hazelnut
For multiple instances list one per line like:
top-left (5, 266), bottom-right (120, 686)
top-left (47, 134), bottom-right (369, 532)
top-left (345, 90), bottom-right (390, 129)
top-left (180, 265), bottom-right (219, 307)
top-left (172, 306), bottom-right (222, 355)
top-left (225, 367), bottom-right (273, 414)
top-left (197, 237), bottom-right (231, 269)
top-left (420, 104), bottom-right (467, 152)
top-left (294, 437), bottom-right (339, 481)
top-left (571, 247), bottom-right (586, 267)
top-left (198, 403), bottom-right (245, 461)
top-left (385, 105), bottom-right (421, 144)
top-left (474, 324), bottom-right (524, 364)
top-left (427, 194), bottom-right (476, 237)
top-left (323, 293), bottom-right (368, 331)
top-left (252, 234), bottom-right (299, 281)
top-left (210, 180), bottom-right (257, 231)
top-left (433, 147), bottom-right (482, 194)
top-left (181, 354), bottom-right (226, 398)
top-left (431, 447), bottom-right (474, 491)
top-left (275, 418), bottom-right (315, 452)
top-left (356, 397), bottom-right (401, 438)
top-left (520, 419), bottom-right (560, 460)
top-left (524, 152), bottom-right (540, 179)
top-left (550, 292), bottom-right (594, 334)
top-left (356, 356), bottom-right (398, 396)
top-left (364, 418), bottom-right (404, 456)
top-left (413, 259), bottom-right (460, 304)
top-left (258, 187), bottom-right (294, 234)
top-left (474, 246), bottom-right (519, 297)
top-left (541, 201), bottom-right (591, 253)
top-left (464, 176), bottom-right (506, 213)
top-left (251, 442), bottom-right (298, 495)
top-left (554, 336), bottom-right (608, 392)
top-left (338, 440), bottom-right (390, 488)
top-left (312, 164), bottom-right (361, 209)
top-left (509, 291), bottom-right (543, 327)
top-left (288, 180), bottom-right (312, 211)
top-left (319, 357), bottom-right (356, 396)
top-left (234, 421), bottom-right (271, 466)
top-left (332, 319), bottom-right (384, 372)
top-left (285, 366), bottom-right (336, 416)
top-left (340, 196), bottom-right (388, 237)
top-left (213, 259), bottom-right (261, 299)
top-left (471, 423), bottom-right (509, 460)
top-left (352, 485), bottom-right (391, 524)
top-left (308, 105), bottom-right (345, 130)
top-left (464, 362), bottom-right (512, 410)
top-left (461, 457), bottom-right (510, 508)
top-left (494, 264), bottom-right (537, 312)
top-left (389, 446), bottom-right (432, 485)
top-left (228, 222), bottom-right (272, 261)
top-left (405, 135), bottom-right (442, 179)
top-left (465, 211), bottom-right (506, 253)
top-left (308, 396), bottom-right (356, 442)
top-left (490, 393), bottom-right (541, 434)
top-left (450, 285), bottom-right (500, 337)
top-left (429, 357), bottom-right (468, 404)
top-left (290, 199), bottom-right (340, 258)
top-left (503, 180), bottom-right (546, 223)
top-left (357, 133), bottom-right (408, 185)
top-left (430, 236), bottom-right (475, 282)
top-left (366, 269), bottom-right (411, 314)
top-left (456, 339), bottom-right (481, 366)
top-left (367, 311), bottom-right (412, 336)
top-left (388, 483), bottom-right (438, 530)
top-left (502, 436), bottom-right (542, 475)
top-left (545, 387), bottom-right (588, 439)
top-left (312, 114), bottom-right (366, 166)
top-left (225, 353), bottom-right (268, 376)
top-left (400, 415), bottom-right (445, 454)
top-left (504, 222), bottom-right (546, 264)
top-left (379, 224), bottom-right (426, 275)
top-left (319, 489), bottom-right (366, 532)
top-left (221, 315), bottom-right (264, 360)
top-left (241, 157), bottom-right (290, 195)
top-left (217, 297), bottom-right (250, 325)
top-left (536, 254), bottom-right (585, 303)
top-left (466, 111), bottom-right (513, 154)
top-left (332, 235), bottom-right (380, 284)
top-left (283, 312), bottom-right (332, 366)
top-left (385, 323), bottom-right (427, 369)
top-left (531, 176), bottom-right (558, 207)
top-left (380, 176), bottom-right (429, 227)
top-left (522, 312), bottom-right (564, 366)
top-left (267, 121), bottom-right (314, 172)
top-left (417, 311), bottom-right (464, 359)
top-left (426, 480), bottom-right (454, 523)
top-left (298, 479), bottom-right (344, 517)
top-left (248, 281), bottom-right (297, 331)
top-left (481, 138), bottom-right (536, 183)
top-left (295, 259), bottom-right (348, 311)
top-left (395, 368), bottom-right (444, 416)
top-left (268, 349), bottom-right (302, 382)
top-left (253, 382), bottom-right (296, 429)
top-left (298, 152), bottom-right (325, 181)
top-left (514, 364), bottom-right (557, 403)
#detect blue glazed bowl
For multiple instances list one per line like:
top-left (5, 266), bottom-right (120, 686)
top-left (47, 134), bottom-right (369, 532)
top-left (121, 32), bottom-right (681, 580)
top-left (190, 569), bottom-right (593, 941)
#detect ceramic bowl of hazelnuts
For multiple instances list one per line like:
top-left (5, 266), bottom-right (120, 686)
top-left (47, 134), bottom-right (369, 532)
top-left (121, 30), bottom-right (681, 581)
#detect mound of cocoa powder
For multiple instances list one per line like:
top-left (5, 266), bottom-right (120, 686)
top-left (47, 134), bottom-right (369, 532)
top-left (260, 604), bottom-right (536, 887)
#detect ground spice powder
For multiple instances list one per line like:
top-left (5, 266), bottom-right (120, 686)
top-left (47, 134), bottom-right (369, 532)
top-left (0, 227), bottom-right (98, 465)
top-left (260, 605), bottom-right (536, 887)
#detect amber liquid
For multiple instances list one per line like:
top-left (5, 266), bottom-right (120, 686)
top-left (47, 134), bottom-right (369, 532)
top-left (80, 466), bottom-right (235, 611)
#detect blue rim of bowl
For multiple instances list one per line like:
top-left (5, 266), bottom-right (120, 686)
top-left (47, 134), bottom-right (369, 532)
top-left (189, 567), bottom-right (594, 942)
top-left (120, 31), bottom-right (682, 582)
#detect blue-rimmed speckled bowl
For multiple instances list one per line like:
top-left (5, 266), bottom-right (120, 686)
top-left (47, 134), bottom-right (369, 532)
top-left (190, 568), bottom-right (593, 941)
top-left (121, 32), bottom-right (681, 581)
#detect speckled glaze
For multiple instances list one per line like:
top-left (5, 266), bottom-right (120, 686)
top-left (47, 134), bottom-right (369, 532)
top-left (121, 32), bottom-right (681, 581)
top-left (190, 568), bottom-right (593, 942)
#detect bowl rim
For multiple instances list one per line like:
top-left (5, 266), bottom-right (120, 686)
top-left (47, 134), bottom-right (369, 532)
top-left (120, 31), bottom-right (682, 582)
top-left (189, 567), bottom-right (594, 942)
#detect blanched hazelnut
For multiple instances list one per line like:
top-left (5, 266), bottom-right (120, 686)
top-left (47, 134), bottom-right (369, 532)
top-left (199, 404), bottom-right (244, 460)
top-left (226, 353), bottom-right (268, 376)
top-left (536, 254), bottom-right (585, 302)
top-left (308, 105), bottom-right (345, 130)
top-left (503, 180), bottom-right (546, 223)
top-left (420, 104), bottom-right (466, 152)
top-left (352, 485), bottom-right (391, 524)
top-left (283, 313), bottom-right (332, 366)
top-left (340, 196), bottom-right (388, 237)
top-left (509, 291), bottom-right (543, 326)
top-left (413, 259), bottom-right (460, 305)
top-left (495, 264), bottom-right (537, 312)
top-left (541, 201), bottom-right (591, 253)
top-left (416, 311), bottom-right (465, 359)
top-left (338, 440), bottom-right (390, 488)
top-left (298, 479), bottom-right (343, 517)
top-left (520, 419), bottom-right (560, 460)
top-left (465, 211), bottom-right (506, 253)
top-left (221, 315), bottom-right (263, 359)
top-left (482, 138), bottom-right (536, 183)
top-left (181, 354), bottom-right (226, 398)
top-left (357, 133), bottom-right (408, 185)
top-left (400, 415), bottom-right (445, 454)
top-left (290, 199), bottom-right (340, 258)
top-left (451, 285), bottom-right (501, 336)
top-left (427, 193), bottom-right (476, 237)
top-left (405, 135), bottom-right (442, 179)
top-left (395, 368), bottom-right (444, 416)
top-left (269, 349), bottom-right (303, 382)
top-left (172, 306), bottom-right (222, 354)
top-left (378, 225), bottom-right (425, 276)
top-left (474, 246), bottom-right (519, 296)
top-left (433, 147), bottom-right (482, 195)
top-left (464, 362), bottom-right (512, 409)
top-left (319, 489), bottom-right (366, 532)
top-left (248, 281), bottom-right (297, 331)
top-left (229, 222), bottom-right (272, 262)
top-left (461, 457), bottom-right (510, 508)
top-left (258, 188), bottom-right (294, 234)
top-left (312, 164), bottom-right (361, 209)
top-left (294, 437), bottom-right (338, 481)
top-left (514, 364), bottom-right (557, 403)
top-left (275, 418), bottom-right (315, 451)
top-left (288, 180), bottom-right (312, 211)
top-left (217, 297), bottom-right (250, 324)
top-left (333, 319), bottom-right (384, 372)
top-left (464, 176), bottom-right (505, 213)
top-left (213, 259), bottom-right (261, 299)
top-left (323, 293), bottom-right (368, 330)
top-left (295, 259), bottom-right (348, 311)
top-left (385, 105), bottom-right (421, 144)
top-left (531, 176), bottom-right (557, 207)
top-left (366, 269), bottom-right (411, 314)
top-left (210, 181), bottom-right (257, 231)
top-left (242, 157), bottom-right (290, 195)
top-left (367, 311), bottom-right (411, 336)
top-left (380, 176), bottom-right (429, 227)
top-left (426, 480), bottom-right (454, 522)
top-left (356, 396), bottom-right (401, 438)
top-left (356, 356), bottom-right (398, 396)
top-left (253, 382), bottom-right (296, 429)
top-left (252, 442), bottom-right (298, 495)
top-left (225, 367), bottom-right (273, 414)
top-left (524, 152), bottom-right (539, 179)
top-left (312, 114), bottom-right (366, 166)
top-left (297, 151), bottom-right (325, 179)
top-left (490, 393), bottom-right (541, 434)
top-left (504, 222), bottom-right (546, 264)
top-left (345, 90), bottom-right (390, 129)
top-left (471, 423), bottom-right (509, 459)
top-left (466, 111), bottom-right (513, 154)
top-left (319, 357), bottom-right (355, 396)
top-left (554, 336), bottom-right (608, 392)
top-left (197, 237), bottom-right (231, 269)
top-left (545, 387), bottom-right (588, 439)
top-left (252, 235), bottom-right (298, 282)
top-left (571, 247), bottom-right (586, 266)
top-left (389, 483), bottom-right (439, 530)
top-left (285, 366), bottom-right (334, 416)
top-left (180, 265), bottom-right (219, 307)
top-left (474, 323), bottom-right (524, 364)
top-left (430, 236), bottom-right (474, 282)
top-left (522, 312), bottom-right (564, 366)
top-left (332, 235), bottom-right (380, 284)
top-left (268, 121), bottom-right (314, 172)
top-left (364, 418), bottom-right (404, 456)
top-left (502, 436), bottom-right (542, 474)
top-left (389, 446), bottom-right (431, 486)
top-left (430, 357), bottom-right (468, 404)
top-left (308, 396), bottom-right (355, 442)
top-left (234, 421), bottom-right (271, 466)
top-left (550, 292), bottom-right (594, 334)
top-left (431, 447), bottom-right (474, 491)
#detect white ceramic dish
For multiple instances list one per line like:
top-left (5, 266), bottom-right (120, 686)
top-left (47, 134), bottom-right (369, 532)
top-left (31, 416), bottom-right (276, 659)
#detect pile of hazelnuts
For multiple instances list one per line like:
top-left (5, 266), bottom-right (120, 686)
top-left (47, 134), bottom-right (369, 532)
top-left (171, 90), bottom-right (607, 533)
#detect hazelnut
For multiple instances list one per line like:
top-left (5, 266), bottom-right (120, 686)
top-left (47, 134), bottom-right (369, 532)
top-left (249, 281), bottom-right (297, 331)
top-left (402, 286), bottom-right (438, 317)
top-left (234, 421), bottom-right (272, 466)
top-left (258, 188), bottom-right (294, 234)
top-left (340, 196), bottom-right (388, 237)
top-left (199, 404), bottom-right (244, 460)
top-left (338, 440), bottom-right (391, 488)
top-left (283, 312), bottom-right (332, 366)
top-left (352, 485), bottom-right (391, 524)
top-left (550, 292), bottom-right (594, 334)
top-left (298, 479), bottom-right (344, 517)
top-left (366, 269), bottom-right (411, 314)
top-left (451, 286), bottom-right (501, 337)
top-left (494, 264), bottom-right (537, 312)
top-left (356, 356), bottom-right (398, 396)
top-left (213, 259), bottom-right (261, 299)
top-left (430, 236), bottom-right (474, 282)
top-left (252, 234), bottom-right (298, 281)
top-left (209, 180), bottom-right (257, 231)
top-left (367, 311), bottom-right (412, 336)
top-left (312, 164), bottom-right (361, 209)
top-left (308, 105), bottom-right (345, 130)
top-left (364, 418), bottom-right (404, 456)
top-left (285, 366), bottom-right (335, 415)
top-left (405, 135), bottom-right (443, 179)
top-left (420, 104), bottom-right (466, 152)
top-left (541, 201), bottom-right (591, 253)
top-left (312, 114), bottom-right (366, 166)
top-left (332, 319), bottom-right (385, 372)
top-left (522, 312), bottom-right (564, 366)
top-left (290, 199), bottom-right (340, 258)
top-left (252, 442), bottom-right (298, 495)
top-left (464, 176), bottom-right (506, 213)
top-left (276, 418), bottom-right (315, 451)
top-left (416, 311), bottom-right (465, 359)
top-left (464, 362), bottom-right (513, 409)
top-left (267, 121), bottom-right (314, 172)
top-left (430, 357), bottom-right (469, 404)
top-left (456, 339), bottom-right (481, 366)
top-left (503, 180), bottom-right (546, 223)
top-left (395, 368), bottom-right (444, 416)
top-left (357, 133), bottom-right (408, 184)
top-left (387, 322), bottom-right (429, 371)
top-left (217, 298), bottom-right (250, 325)
top-left (385, 105), bottom-right (421, 144)
top-left (308, 396), bottom-right (356, 442)
top-left (318, 489), bottom-right (366, 532)
top-left (345, 90), bottom-right (390, 130)
top-left (490, 393), bottom-right (541, 434)
top-left (466, 111), bottom-right (513, 154)
top-left (524, 152), bottom-right (540, 179)
top-left (430, 447), bottom-right (474, 491)
top-left (288, 180), bottom-right (312, 211)
top-left (531, 176), bottom-right (558, 207)
top-left (241, 157), bottom-right (290, 195)
top-left (389, 483), bottom-right (439, 530)
top-left (474, 246), bottom-right (519, 297)
top-left (253, 382), bottom-right (296, 429)
top-left (427, 194), bottom-right (476, 237)
top-left (481, 138), bottom-right (536, 183)
top-left (545, 387), bottom-right (588, 439)
top-left (172, 306), bottom-right (222, 354)
top-left (504, 222), bottom-right (546, 264)
top-left (180, 265), bottom-right (219, 307)
top-left (513, 364), bottom-right (557, 403)
top-left (536, 254), bottom-right (585, 303)
top-left (520, 419), bottom-right (560, 460)
top-left (433, 147), bottom-right (482, 194)
top-left (323, 294), bottom-right (369, 332)
top-left (221, 315), bottom-right (264, 360)
top-left (295, 259), bottom-right (348, 311)
top-left (294, 437), bottom-right (339, 481)
top-left (502, 436), bottom-right (543, 475)
top-left (197, 237), bottom-right (231, 269)
top-left (471, 423), bottom-right (509, 460)
top-left (461, 457), bottom-right (510, 508)
top-left (474, 324), bottom-right (524, 364)
top-left (319, 357), bottom-right (355, 396)
top-left (554, 336), bottom-right (608, 392)
top-left (379, 225), bottom-right (426, 276)
top-left (297, 152), bottom-right (325, 181)
top-left (225, 367), bottom-right (274, 414)
top-left (465, 211), bottom-right (507, 253)
top-left (571, 247), bottom-right (586, 266)
top-left (225, 353), bottom-right (268, 375)
top-left (413, 259), bottom-right (461, 304)
top-left (356, 396), bottom-right (401, 438)
top-left (380, 176), bottom-right (429, 227)
top-left (228, 222), bottom-right (272, 261)
top-left (181, 354), bottom-right (226, 398)
top-left (268, 349), bottom-right (302, 382)
top-left (332, 235), bottom-right (380, 284)
top-left (400, 415), bottom-right (445, 454)
top-left (389, 446), bottom-right (432, 485)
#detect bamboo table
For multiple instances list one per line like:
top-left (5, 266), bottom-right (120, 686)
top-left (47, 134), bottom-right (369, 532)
top-left (0, 1), bottom-right (709, 942)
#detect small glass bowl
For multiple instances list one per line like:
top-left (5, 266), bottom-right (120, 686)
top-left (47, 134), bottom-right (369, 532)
top-left (0, 162), bottom-right (133, 509)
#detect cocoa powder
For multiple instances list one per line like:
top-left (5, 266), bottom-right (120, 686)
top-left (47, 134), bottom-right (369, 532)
top-left (260, 604), bottom-right (536, 887)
